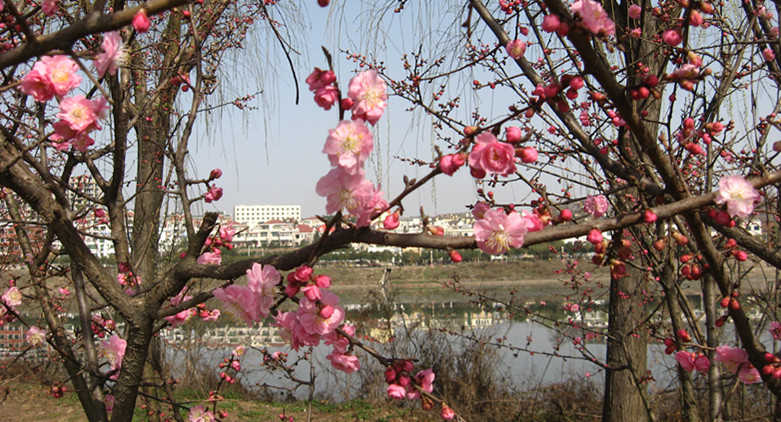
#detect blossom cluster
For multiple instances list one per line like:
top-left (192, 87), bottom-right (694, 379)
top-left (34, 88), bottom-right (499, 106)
top-left (313, 69), bottom-right (389, 227)
top-left (196, 221), bottom-right (234, 265)
top-left (212, 262), bottom-right (281, 326)
top-left (19, 32), bottom-right (126, 152)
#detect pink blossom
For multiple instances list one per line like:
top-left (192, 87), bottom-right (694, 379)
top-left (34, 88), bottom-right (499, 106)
top-left (316, 167), bottom-right (374, 215)
top-left (714, 175), bottom-right (760, 218)
top-left (306, 67), bottom-right (336, 91)
top-left (586, 228), bottom-right (603, 245)
top-left (354, 184), bottom-right (387, 227)
top-left (441, 405), bottom-right (455, 420)
top-left (188, 405), bottom-right (216, 422)
top-left (347, 70), bottom-right (388, 125)
top-left (518, 146), bottom-right (538, 163)
top-left (314, 85), bottom-right (339, 110)
top-left (770, 321), bottom-right (781, 340)
top-left (323, 324), bottom-right (353, 354)
top-left (41, 0), bottom-right (57, 15)
top-left (58, 95), bottom-right (99, 132)
top-left (327, 352), bottom-right (360, 373)
top-left (219, 224), bottom-right (235, 243)
top-left (571, 0), bottom-right (615, 36)
top-left (209, 168), bottom-right (222, 179)
top-left (468, 132), bottom-right (517, 177)
top-left (25, 326), bottom-right (46, 347)
top-left (584, 194), bottom-right (609, 218)
top-left (163, 289), bottom-right (195, 327)
top-left (132, 9), bottom-right (151, 33)
top-left (383, 211), bottom-right (400, 230)
top-left (2, 287), bottom-right (22, 307)
top-left (100, 334), bottom-right (127, 372)
top-left (764, 47), bottom-right (777, 61)
top-left (323, 120), bottom-right (374, 174)
top-left (629, 28), bottom-right (642, 38)
top-left (407, 368), bottom-right (435, 400)
top-left (41, 55), bottom-right (82, 97)
top-left (472, 201), bottom-right (490, 219)
top-left (273, 311), bottom-right (320, 351)
top-left (387, 384), bottom-right (406, 400)
top-left (505, 126), bottom-right (523, 143)
top-left (522, 212), bottom-right (544, 232)
top-left (662, 29), bottom-right (683, 46)
top-left (738, 365), bottom-right (762, 384)
top-left (20, 62), bottom-right (55, 102)
top-left (473, 209), bottom-right (526, 255)
top-left (505, 40), bottom-right (527, 59)
top-left (628, 4), bottom-right (641, 19)
top-left (246, 262), bottom-right (280, 316)
top-left (204, 186), bottom-right (223, 203)
top-left (675, 351), bottom-right (695, 372)
top-left (542, 14), bottom-right (561, 32)
top-left (694, 354), bottom-right (711, 372)
top-left (440, 153), bottom-right (466, 175)
top-left (94, 31), bottom-right (126, 77)
top-left (197, 250), bottom-right (221, 265)
top-left (212, 285), bottom-right (261, 326)
top-left (202, 309), bottom-right (220, 321)
top-left (297, 291), bottom-right (345, 335)
top-left (715, 345), bottom-right (749, 374)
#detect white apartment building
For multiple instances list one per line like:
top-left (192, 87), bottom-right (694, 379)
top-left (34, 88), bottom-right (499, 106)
top-left (233, 205), bottom-right (301, 225)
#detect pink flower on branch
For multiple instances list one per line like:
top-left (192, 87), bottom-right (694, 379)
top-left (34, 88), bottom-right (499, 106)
top-left (714, 175), bottom-right (760, 218)
top-left (25, 326), bottom-right (46, 347)
top-left (571, 0), bottom-right (615, 36)
top-left (100, 334), bottom-right (127, 373)
top-left (41, 55), bottom-right (82, 97)
top-left (316, 168), bottom-right (375, 215)
top-left (323, 120), bottom-right (374, 174)
top-left (246, 263), bottom-right (280, 315)
top-left (94, 31), bottom-right (127, 77)
top-left (468, 132), bottom-right (517, 177)
top-left (297, 290), bottom-right (344, 336)
top-left (306, 67), bottom-right (337, 91)
top-left (347, 70), bottom-right (387, 125)
top-left (584, 194), bottom-right (609, 218)
top-left (473, 208), bottom-right (526, 255)
top-left (327, 352), bottom-right (360, 374)
top-left (212, 285), bottom-right (261, 326)
top-left (505, 39), bottom-right (527, 59)
top-left (57, 95), bottom-right (103, 132)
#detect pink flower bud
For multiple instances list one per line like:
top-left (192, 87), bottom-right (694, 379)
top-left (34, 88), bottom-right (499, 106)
top-left (384, 211), bottom-right (400, 230)
top-left (315, 274), bottom-right (332, 289)
top-left (518, 146), bottom-right (538, 163)
top-left (505, 126), bottom-right (523, 143)
top-left (209, 168), bottom-right (223, 179)
top-left (586, 228), bottom-right (603, 245)
top-left (662, 29), bottom-right (682, 46)
top-left (385, 367), bottom-right (397, 383)
top-left (449, 250), bottom-right (462, 263)
top-left (642, 209), bottom-right (657, 223)
top-left (340, 98), bottom-right (353, 110)
top-left (628, 4), bottom-right (641, 19)
top-left (319, 304), bottom-right (334, 319)
top-left (132, 9), bottom-right (151, 33)
top-left (676, 329), bottom-right (691, 342)
top-left (559, 209), bottom-right (572, 222)
top-left (541, 14), bottom-right (560, 32)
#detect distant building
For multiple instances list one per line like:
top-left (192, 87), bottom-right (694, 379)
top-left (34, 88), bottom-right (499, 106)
top-left (233, 205), bottom-right (301, 225)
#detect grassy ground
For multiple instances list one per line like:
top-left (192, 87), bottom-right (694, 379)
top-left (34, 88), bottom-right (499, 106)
top-left (0, 382), bottom-right (434, 421)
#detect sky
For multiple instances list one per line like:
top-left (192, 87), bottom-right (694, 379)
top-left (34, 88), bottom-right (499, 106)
top-left (186, 2), bottom-right (520, 220)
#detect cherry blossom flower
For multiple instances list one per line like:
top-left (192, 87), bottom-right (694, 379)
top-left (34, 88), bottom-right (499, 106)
top-left (387, 384), bottom-right (406, 400)
top-left (347, 70), bottom-right (388, 125)
top-left (542, 14), bottom-right (561, 32)
top-left (323, 324), bottom-right (354, 354)
top-left (694, 354), bottom-right (710, 372)
top-left (197, 250), bottom-right (221, 265)
top-left (316, 167), bottom-right (374, 215)
top-left (327, 352), bottom-right (360, 373)
top-left (94, 31), bottom-right (127, 77)
top-left (473, 208), bottom-right (526, 255)
top-left (439, 153), bottom-right (466, 175)
top-left (41, 55), bottom-right (82, 97)
top-left (204, 186), bottom-right (223, 203)
top-left (20, 62), bottom-right (55, 102)
top-left (354, 183), bottom-right (387, 227)
top-left (297, 291), bottom-right (344, 336)
top-left (472, 201), bottom-right (489, 219)
top-left (505, 40), bottom-right (527, 59)
top-left (675, 351), bottom-right (695, 372)
top-left (662, 29), bottom-right (683, 46)
top-left (212, 285), bottom-right (261, 326)
top-left (571, 0), bottom-right (615, 36)
top-left (58, 95), bottom-right (99, 132)
top-left (628, 4), bottom-right (641, 19)
top-left (518, 146), bottom-right (538, 163)
top-left (305, 67), bottom-right (336, 91)
top-left (468, 132), bottom-right (517, 177)
top-left (738, 365), bottom-right (762, 384)
top-left (25, 326), bottom-right (46, 347)
top-left (246, 263), bottom-right (280, 316)
top-left (188, 405), bottom-right (216, 422)
top-left (714, 175), bottom-right (760, 218)
top-left (441, 405), bottom-right (456, 420)
top-left (383, 210), bottom-right (400, 230)
top-left (273, 311), bottom-right (319, 351)
top-left (584, 194), bottom-right (609, 218)
top-left (100, 334), bottom-right (127, 372)
top-left (407, 368), bottom-right (435, 400)
top-left (586, 228), bottom-right (603, 245)
top-left (323, 120), bottom-right (374, 174)
top-left (163, 289), bottom-right (195, 327)
top-left (2, 286), bottom-right (22, 307)
top-left (715, 345), bottom-right (749, 374)
top-left (314, 85), bottom-right (339, 110)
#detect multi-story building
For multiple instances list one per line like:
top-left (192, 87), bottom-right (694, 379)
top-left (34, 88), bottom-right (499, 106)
top-left (233, 205), bottom-right (301, 226)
